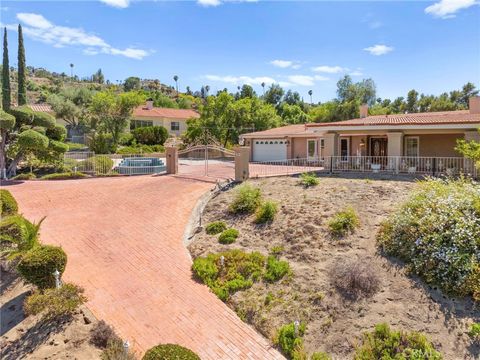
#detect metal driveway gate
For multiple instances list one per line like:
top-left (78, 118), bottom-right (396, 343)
top-left (178, 144), bottom-right (235, 180)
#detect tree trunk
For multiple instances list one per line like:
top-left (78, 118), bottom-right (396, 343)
top-left (6, 152), bottom-right (22, 178)
top-left (0, 130), bottom-right (7, 179)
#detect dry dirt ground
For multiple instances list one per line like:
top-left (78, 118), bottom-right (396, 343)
top-left (188, 176), bottom-right (480, 360)
top-left (1, 265), bottom-right (102, 360)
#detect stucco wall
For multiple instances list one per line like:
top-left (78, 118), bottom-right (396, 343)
top-left (415, 134), bottom-right (463, 157)
top-left (292, 137), bottom-right (308, 158)
top-left (132, 117), bottom-right (187, 136)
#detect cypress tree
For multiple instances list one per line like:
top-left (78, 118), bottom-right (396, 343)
top-left (17, 24), bottom-right (26, 105)
top-left (2, 27), bottom-right (10, 110)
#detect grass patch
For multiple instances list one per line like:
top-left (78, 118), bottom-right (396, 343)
top-left (275, 322), bottom-right (306, 359)
top-left (218, 228), bottom-right (239, 244)
top-left (327, 207), bottom-right (360, 237)
top-left (229, 183), bottom-right (262, 214)
top-left (468, 323), bottom-right (480, 340)
top-left (354, 323), bottom-right (442, 359)
top-left (41, 172), bottom-right (88, 180)
top-left (12, 172), bottom-right (36, 180)
top-left (255, 200), bottom-right (278, 224)
top-left (205, 221), bottom-right (227, 235)
top-left (299, 172), bottom-right (320, 187)
top-left (264, 255), bottom-right (291, 282)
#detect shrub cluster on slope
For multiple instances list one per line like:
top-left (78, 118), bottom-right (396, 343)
top-left (377, 178), bottom-right (480, 300)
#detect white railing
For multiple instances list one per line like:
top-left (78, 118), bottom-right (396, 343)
top-left (249, 156), bottom-right (478, 179)
top-left (64, 152), bottom-right (166, 176)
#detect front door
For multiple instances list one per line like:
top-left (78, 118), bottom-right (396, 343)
top-left (370, 138), bottom-right (388, 157)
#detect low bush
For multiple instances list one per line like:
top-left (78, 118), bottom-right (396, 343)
top-left (78, 155), bottom-right (114, 175)
top-left (0, 189), bottom-right (18, 216)
top-left (66, 142), bottom-right (87, 151)
top-left (310, 352), bottom-right (331, 360)
top-left (41, 172), bottom-right (88, 180)
top-left (24, 283), bottom-right (86, 319)
top-left (17, 245), bottom-right (67, 289)
top-left (12, 172), bottom-right (36, 180)
top-left (275, 322), bottom-right (306, 359)
top-left (270, 245), bottom-right (285, 258)
top-left (330, 258), bottom-right (380, 299)
top-left (132, 126), bottom-right (168, 146)
top-left (255, 200), bottom-right (278, 224)
top-left (229, 183), bottom-right (262, 214)
top-left (218, 228), bottom-right (239, 244)
top-left (327, 207), bottom-right (360, 237)
top-left (0, 214), bottom-right (41, 257)
top-left (90, 320), bottom-right (120, 348)
top-left (377, 178), bottom-right (480, 300)
top-left (264, 255), bottom-right (291, 282)
top-left (116, 144), bottom-right (165, 155)
top-left (192, 250), bottom-right (266, 301)
top-left (89, 133), bottom-right (116, 154)
top-left (205, 221), bottom-right (227, 235)
top-left (469, 323), bottom-right (480, 340)
top-left (142, 344), bottom-right (200, 360)
top-left (101, 338), bottom-right (136, 360)
top-left (299, 172), bottom-right (320, 187)
top-left (46, 124), bottom-right (67, 141)
top-left (354, 323), bottom-right (442, 359)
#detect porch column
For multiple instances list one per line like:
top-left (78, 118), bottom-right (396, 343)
top-left (465, 130), bottom-right (480, 143)
top-left (234, 146), bottom-right (250, 182)
top-left (323, 133), bottom-right (339, 157)
top-left (166, 147), bottom-right (178, 174)
top-left (387, 132), bottom-right (404, 156)
top-left (285, 137), bottom-right (293, 159)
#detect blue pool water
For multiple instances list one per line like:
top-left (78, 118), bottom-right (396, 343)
top-left (115, 157), bottom-right (166, 175)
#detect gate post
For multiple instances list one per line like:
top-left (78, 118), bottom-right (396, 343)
top-left (234, 146), bottom-right (250, 182)
top-left (166, 147), bottom-right (178, 175)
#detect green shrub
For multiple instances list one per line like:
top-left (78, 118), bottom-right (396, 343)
top-left (41, 172), bottom-right (88, 180)
top-left (119, 132), bottom-right (134, 146)
top-left (192, 250), bottom-right (265, 301)
top-left (328, 207), bottom-right (360, 237)
top-left (78, 155), bottom-right (114, 175)
top-left (205, 221), bottom-right (227, 235)
top-left (264, 255), bottom-right (291, 282)
top-left (229, 183), bottom-right (262, 214)
top-left (89, 133), bottom-right (116, 154)
top-left (255, 200), bottom-right (278, 224)
top-left (17, 245), bottom-right (67, 289)
top-left (90, 320), bottom-right (120, 348)
top-left (275, 322), bottom-right (306, 359)
top-left (299, 172), bottom-right (320, 187)
top-left (24, 283), bottom-right (86, 319)
top-left (132, 126), bottom-right (168, 146)
top-left (270, 245), bottom-right (285, 257)
top-left (0, 215), bottom-right (41, 257)
top-left (116, 144), bottom-right (165, 154)
top-left (310, 352), bottom-right (331, 360)
top-left (354, 323), bottom-right (442, 360)
top-left (468, 323), bottom-right (480, 339)
top-left (46, 124), bottom-right (67, 141)
top-left (12, 172), bottom-right (36, 180)
top-left (66, 142), bottom-right (87, 151)
top-left (0, 189), bottom-right (18, 216)
top-left (377, 178), bottom-right (480, 300)
top-left (101, 338), bottom-right (136, 360)
top-left (142, 344), bottom-right (200, 360)
top-left (218, 228), bottom-right (239, 244)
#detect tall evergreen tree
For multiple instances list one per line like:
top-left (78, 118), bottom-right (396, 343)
top-left (2, 27), bottom-right (10, 110)
top-left (17, 24), bottom-right (27, 105)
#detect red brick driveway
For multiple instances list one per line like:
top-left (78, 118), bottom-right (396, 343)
top-left (6, 176), bottom-right (283, 359)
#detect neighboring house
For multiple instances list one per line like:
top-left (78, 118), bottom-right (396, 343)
top-left (131, 100), bottom-right (200, 136)
top-left (242, 97), bottom-right (480, 163)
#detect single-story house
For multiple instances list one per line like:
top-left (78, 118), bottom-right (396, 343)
top-left (241, 97), bottom-right (480, 163)
top-left (131, 100), bottom-right (200, 136)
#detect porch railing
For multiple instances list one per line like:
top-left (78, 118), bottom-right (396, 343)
top-left (249, 156), bottom-right (478, 179)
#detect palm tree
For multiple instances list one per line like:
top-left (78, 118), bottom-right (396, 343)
top-left (173, 75), bottom-right (179, 93)
top-left (70, 63), bottom-right (74, 78)
top-left (261, 82), bottom-right (266, 96)
top-left (308, 89), bottom-right (313, 104)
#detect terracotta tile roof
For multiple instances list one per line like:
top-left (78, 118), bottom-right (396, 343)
top-left (242, 124), bottom-right (312, 138)
top-left (27, 104), bottom-right (53, 112)
top-left (133, 106), bottom-right (200, 120)
top-left (307, 110), bottom-right (480, 127)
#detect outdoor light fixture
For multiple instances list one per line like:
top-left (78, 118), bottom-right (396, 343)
top-left (53, 269), bottom-right (61, 289)
top-left (220, 255), bottom-right (225, 267)
top-left (294, 320), bottom-right (300, 336)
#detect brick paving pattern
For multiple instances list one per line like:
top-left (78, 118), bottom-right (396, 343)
top-left (6, 176), bottom-right (283, 359)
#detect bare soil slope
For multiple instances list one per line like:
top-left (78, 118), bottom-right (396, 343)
top-left (189, 176), bottom-right (480, 359)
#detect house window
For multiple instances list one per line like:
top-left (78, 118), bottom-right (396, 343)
top-left (130, 120), bottom-right (153, 130)
top-left (307, 139), bottom-right (317, 160)
top-left (171, 122), bottom-right (180, 131)
top-left (319, 139), bottom-right (325, 158)
top-left (405, 136), bottom-right (419, 157)
top-left (340, 138), bottom-right (349, 160)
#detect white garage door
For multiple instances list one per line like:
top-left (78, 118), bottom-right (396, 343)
top-left (253, 139), bottom-right (287, 162)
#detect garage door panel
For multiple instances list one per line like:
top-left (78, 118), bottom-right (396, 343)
top-left (253, 139), bottom-right (287, 162)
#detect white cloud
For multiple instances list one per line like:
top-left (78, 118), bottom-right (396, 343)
top-left (197, 0), bottom-right (257, 6)
top-left (204, 75), bottom-right (277, 85)
top-left (425, 0), bottom-right (478, 19)
top-left (311, 65), bottom-right (345, 74)
top-left (369, 21), bottom-right (383, 29)
top-left (286, 75), bottom-right (315, 86)
top-left (349, 70), bottom-right (363, 77)
top-left (100, 0), bottom-right (130, 8)
top-left (12, 13), bottom-right (149, 60)
top-left (363, 44), bottom-right (394, 56)
top-left (270, 59), bottom-right (301, 69)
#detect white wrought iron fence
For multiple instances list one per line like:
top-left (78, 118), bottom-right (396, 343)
top-left (249, 158), bottom-right (326, 177)
top-left (64, 152), bottom-right (166, 176)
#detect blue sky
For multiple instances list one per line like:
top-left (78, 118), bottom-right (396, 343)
top-left (1, 0), bottom-right (479, 102)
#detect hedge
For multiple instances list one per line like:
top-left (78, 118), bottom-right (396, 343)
top-left (0, 189), bottom-right (18, 216)
top-left (142, 344), bottom-right (200, 360)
